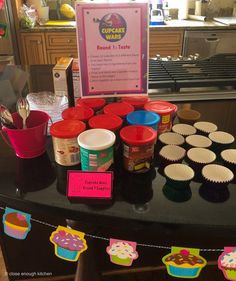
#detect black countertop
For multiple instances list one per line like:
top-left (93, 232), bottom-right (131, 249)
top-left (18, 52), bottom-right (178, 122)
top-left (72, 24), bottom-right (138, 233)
top-left (0, 100), bottom-right (236, 230)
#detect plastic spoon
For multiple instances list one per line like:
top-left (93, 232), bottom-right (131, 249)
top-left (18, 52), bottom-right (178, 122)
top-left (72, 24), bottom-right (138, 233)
top-left (16, 98), bottom-right (30, 129)
top-left (0, 104), bottom-right (17, 129)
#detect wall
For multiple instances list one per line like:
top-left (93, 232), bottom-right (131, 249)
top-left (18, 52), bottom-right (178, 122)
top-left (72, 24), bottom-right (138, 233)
top-left (168, 0), bottom-right (234, 17)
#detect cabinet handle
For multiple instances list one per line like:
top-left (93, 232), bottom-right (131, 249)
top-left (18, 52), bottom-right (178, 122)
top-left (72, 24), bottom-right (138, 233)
top-left (37, 40), bottom-right (42, 45)
top-left (67, 39), bottom-right (72, 43)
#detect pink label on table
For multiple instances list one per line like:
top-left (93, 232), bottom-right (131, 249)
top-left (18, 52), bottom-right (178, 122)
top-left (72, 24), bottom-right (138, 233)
top-left (67, 171), bottom-right (113, 199)
top-left (76, 2), bottom-right (148, 97)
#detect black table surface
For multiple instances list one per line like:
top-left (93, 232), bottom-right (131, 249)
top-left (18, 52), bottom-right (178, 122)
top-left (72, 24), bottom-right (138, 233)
top-left (0, 111), bottom-right (236, 231)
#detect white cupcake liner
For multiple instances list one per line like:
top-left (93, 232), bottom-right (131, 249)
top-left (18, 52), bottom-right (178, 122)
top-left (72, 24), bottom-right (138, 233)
top-left (194, 121), bottom-right (218, 134)
top-left (209, 131), bottom-right (235, 145)
top-left (221, 149), bottom-right (236, 164)
top-left (159, 132), bottom-right (185, 146)
top-left (172, 124), bottom-right (197, 136)
top-left (164, 163), bottom-right (195, 182)
top-left (159, 145), bottom-right (186, 162)
top-left (185, 135), bottom-right (212, 148)
top-left (187, 148), bottom-right (216, 164)
top-left (202, 164), bottom-right (234, 184)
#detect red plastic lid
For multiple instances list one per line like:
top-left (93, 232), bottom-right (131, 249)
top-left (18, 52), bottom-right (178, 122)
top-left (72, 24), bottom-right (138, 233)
top-left (50, 120), bottom-right (86, 138)
top-left (120, 125), bottom-right (157, 146)
top-left (76, 98), bottom-right (106, 110)
top-left (103, 102), bottom-right (134, 118)
top-left (121, 96), bottom-right (149, 109)
top-left (88, 114), bottom-right (123, 132)
top-left (62, 106), bottom-right (94, 121)
top-left (144, 100), bottom-right (176, 115)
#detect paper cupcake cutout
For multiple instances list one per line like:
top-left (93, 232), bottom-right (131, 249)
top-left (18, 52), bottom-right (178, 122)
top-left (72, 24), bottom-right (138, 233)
top-left (50, 226), bottom-right (88, 262)
top-left (2, 207), bottom-right (31, 240)
top-left (218, 247), bottom-right (236, 280)
top-left (162, 246), bottom-right (207, 278)
top-left (106, 238), bottom-right (138, 266)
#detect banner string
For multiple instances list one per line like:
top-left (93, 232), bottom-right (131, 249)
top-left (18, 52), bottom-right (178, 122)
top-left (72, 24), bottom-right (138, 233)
top-left (0, 206), bottom-right (223, 252)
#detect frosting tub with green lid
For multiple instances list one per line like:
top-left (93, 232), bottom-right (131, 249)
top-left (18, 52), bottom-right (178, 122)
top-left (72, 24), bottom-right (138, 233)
top-left (77, 129), bottom-right (116, 171)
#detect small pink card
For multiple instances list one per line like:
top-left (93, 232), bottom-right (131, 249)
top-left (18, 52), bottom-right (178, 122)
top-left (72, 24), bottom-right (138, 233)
top-left (67, 171), bottom-right (113, 199)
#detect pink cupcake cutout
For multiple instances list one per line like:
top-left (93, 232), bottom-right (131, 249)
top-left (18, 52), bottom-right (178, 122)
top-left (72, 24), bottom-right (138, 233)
top-left (106, 238), bottom-right (138, 266)
top-left (218, 247), bottom-right (236, 280)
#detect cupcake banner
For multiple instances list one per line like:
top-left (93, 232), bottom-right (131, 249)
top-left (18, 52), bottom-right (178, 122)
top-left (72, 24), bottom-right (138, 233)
top-left (218, 247), bottom-right (236, 280)
top-left (162, 246), bottom-right (207, 278)
top-left (1, 206), bottom-right (233, 277)
top-left (50, 226), bottom-right (88, 262)
top-left (2, 207), bottom-right (31, 240)
top-left (106, 238), bottom-right (138, 266)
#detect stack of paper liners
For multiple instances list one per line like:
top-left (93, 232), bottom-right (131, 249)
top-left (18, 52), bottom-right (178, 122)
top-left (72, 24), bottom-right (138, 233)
top-left (53, 57), bottom-right (75, 107)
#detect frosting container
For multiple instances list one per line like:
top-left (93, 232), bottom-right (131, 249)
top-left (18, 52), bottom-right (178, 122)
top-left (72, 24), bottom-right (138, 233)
top-left (121, 96), bottom-right (149, 110)
top-left (103, 102), bottom-right (134, 118)
top-left (88, 114), bottom-right (123, 132)
top-left (126, 110), bottom-right (160, 131)
top-left (120, 125), bottom-right (157, 173)
top-left (77, 129), bottom-right (116, 171)
top-left (76, 98), bottom-right (106, 113)
top-left (50, 120), bottom-right (86, 166)
top-left (88, 113), bottom-right (123, 151)
top-left (62, 106), bottom-right (94, 124)
top-left (144, 100), bottom-right (176, 134)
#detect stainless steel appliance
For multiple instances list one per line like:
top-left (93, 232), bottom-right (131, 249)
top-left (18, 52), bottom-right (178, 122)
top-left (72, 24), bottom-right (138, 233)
top-left (0, 1), bottom-right (20, 64)
top-left (183, 30), bottom-right (236, 59)
top-left (149, 54), bottom-right (236, 101)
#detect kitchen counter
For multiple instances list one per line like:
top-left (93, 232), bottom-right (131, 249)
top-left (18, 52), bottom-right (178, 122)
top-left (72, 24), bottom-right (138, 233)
top-left (20, 19), bottom-right (236, 33)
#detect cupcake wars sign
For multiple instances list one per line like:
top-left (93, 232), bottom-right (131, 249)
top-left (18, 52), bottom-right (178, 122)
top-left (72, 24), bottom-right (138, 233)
top-left (75, 2), bottom-right (148, 98)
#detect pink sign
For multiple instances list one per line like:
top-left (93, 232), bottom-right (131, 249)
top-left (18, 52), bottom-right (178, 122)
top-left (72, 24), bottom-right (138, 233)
top-left (0, 0), bottom-right (4, 10)
top-left (67, 171), bottom-right (113, 199)
top-left (76, 2), bottom-right (148, 98)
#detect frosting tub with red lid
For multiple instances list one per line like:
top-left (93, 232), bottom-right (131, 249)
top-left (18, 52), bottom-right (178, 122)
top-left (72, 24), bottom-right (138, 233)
top-left (50, 120), bottom-right (86, 166)
top-left (103, 102), bottom-right (134, 118)
top-left (121, 96), bottom-right (149, 110)
top-left (76, 98), bottom-right (106, 113)
top-left (144, 100), bottom-right (176, 134)
top-left (120, 125), bottom-right (157, 173)
top-left (62, 106), bottom-right (94, 124)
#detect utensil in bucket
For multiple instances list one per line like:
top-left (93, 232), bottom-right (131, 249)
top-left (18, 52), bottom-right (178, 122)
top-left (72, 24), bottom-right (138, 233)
top-left (1, 110), bottom-right (50, 159)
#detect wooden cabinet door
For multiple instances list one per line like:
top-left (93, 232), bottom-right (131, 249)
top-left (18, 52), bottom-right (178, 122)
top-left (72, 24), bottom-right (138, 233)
top-left (21, 33), bottom-right (47, 65)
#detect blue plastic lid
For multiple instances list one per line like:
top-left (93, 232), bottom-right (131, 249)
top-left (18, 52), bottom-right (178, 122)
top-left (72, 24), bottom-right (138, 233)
top-left (126, 110), bottom-right (160, 127)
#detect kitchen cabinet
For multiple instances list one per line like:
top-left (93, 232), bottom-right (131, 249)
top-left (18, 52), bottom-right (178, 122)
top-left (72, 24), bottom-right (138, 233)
top-left (20, 31), bottom-right (78, 65)
top-left (45, 32), bottom-right (78, 64)
top-left (21, 33), bottom-right (47, 65)
top-left (149, 30), bottom-right (184, 58)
